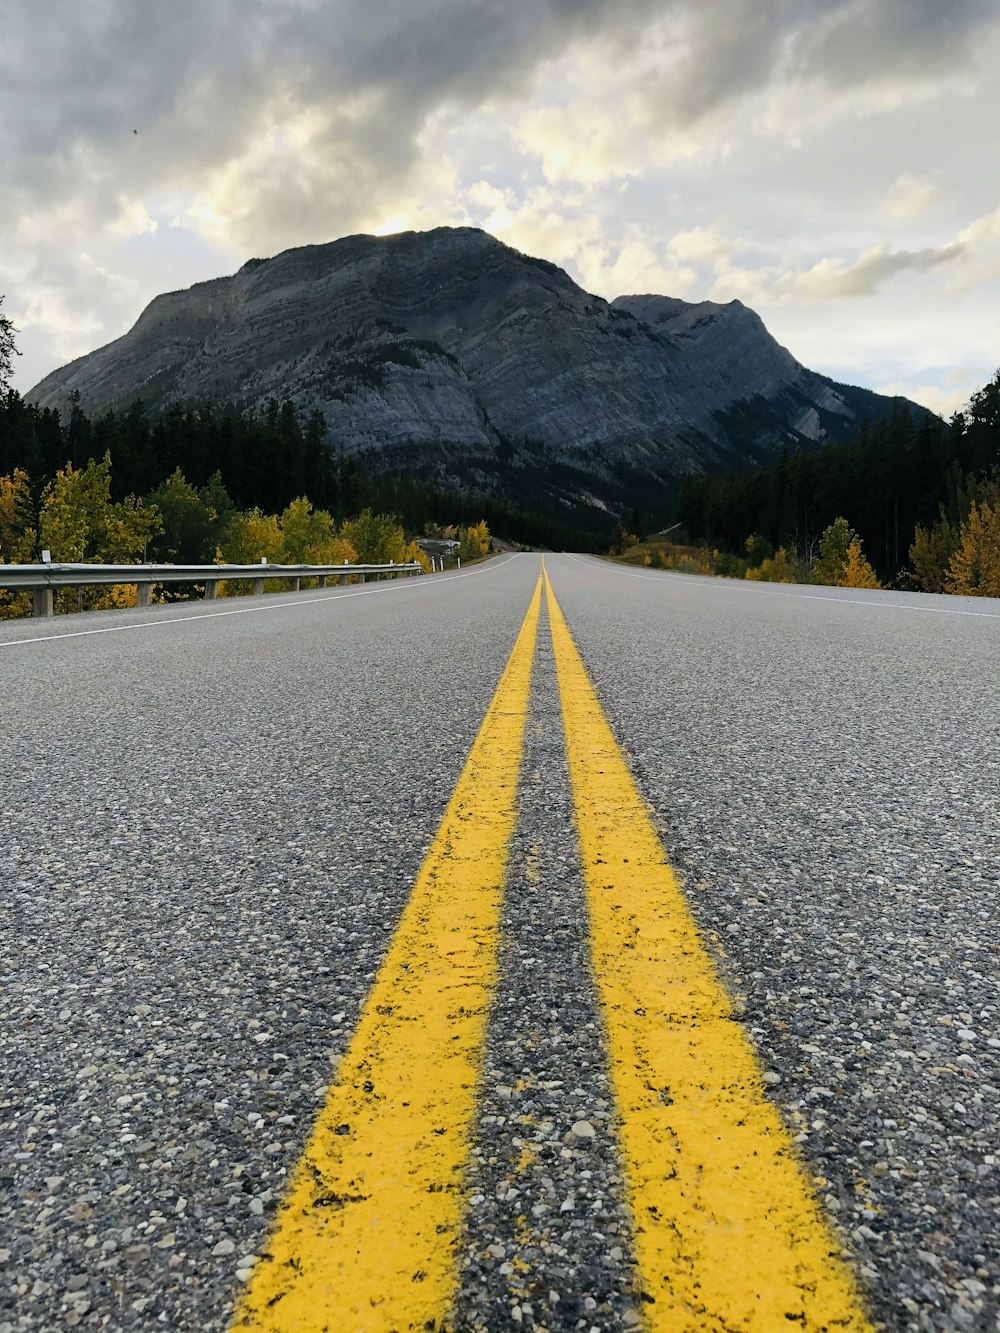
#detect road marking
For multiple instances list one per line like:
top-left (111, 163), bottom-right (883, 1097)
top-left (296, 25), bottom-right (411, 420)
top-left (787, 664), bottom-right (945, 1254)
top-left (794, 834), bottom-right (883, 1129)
top-left (564, 552), bottom-right (1000, 618)
top-left (543, 566), bottom-right (873, 1332)
top-left (0, 554), bottom-right (521, 649)
top-left (232, 574), bottom-right (542, 1333)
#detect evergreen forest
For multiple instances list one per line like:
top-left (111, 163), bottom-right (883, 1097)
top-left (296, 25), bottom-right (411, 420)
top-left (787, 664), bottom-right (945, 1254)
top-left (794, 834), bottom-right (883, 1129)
top-left (676, 371), bottom-right (1000, 595)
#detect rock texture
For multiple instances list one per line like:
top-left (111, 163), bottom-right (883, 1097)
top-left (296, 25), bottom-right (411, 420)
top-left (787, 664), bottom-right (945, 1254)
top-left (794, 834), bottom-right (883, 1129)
top-left (28, 227), bottom-right (912, 515)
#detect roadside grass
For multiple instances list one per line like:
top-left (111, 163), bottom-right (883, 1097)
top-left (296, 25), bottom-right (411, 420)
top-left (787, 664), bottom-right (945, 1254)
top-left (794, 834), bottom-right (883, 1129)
top-left (614, 533), bottom-right (720, 576)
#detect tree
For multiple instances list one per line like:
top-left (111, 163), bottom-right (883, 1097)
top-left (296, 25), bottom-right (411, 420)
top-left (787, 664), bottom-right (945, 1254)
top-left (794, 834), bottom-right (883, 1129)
top-left (146, 468), bottom-right (222, 563)
top-left (745, 546), bottom-right (798, 583)
top-left (302, 411), bottom-right (335, 511)
top-left (39, 453), bottom-right (160, 563)
top-left (220, 509), bottom-right (284, 565)
top-left (279, 497), bottom-right (336, 562)
top-left (811, 518), bottom-right (853, 586)
top-left (946, 500), bottom-right (1000, 596)
top-left (910, 519), bottom-right (958, 593)
top-left (0, 468), bottom-right (35, 561)
top-left (0, 296), bottom-right (20, 393)
top-left (843, 538), bottom-right (881, 589)
top-left (744, 532), bottom-right (774, 568)
top-left (608, 525), bottom-right (638, 556)
top-left (35, 453), bottom-right (161, 611)
top-left (0, 467), bottom-right (36, 619)
top-left (340, 508), bottom-right (409, 564)
top-left (459, 520), bottom-right (490, 561)
top-left (810, 518), bottom-right (880, 588)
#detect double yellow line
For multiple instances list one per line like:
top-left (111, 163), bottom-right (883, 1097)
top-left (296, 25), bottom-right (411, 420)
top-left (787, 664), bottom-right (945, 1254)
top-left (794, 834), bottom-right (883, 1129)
top-left (233, 567), bottom-right (872, 1333)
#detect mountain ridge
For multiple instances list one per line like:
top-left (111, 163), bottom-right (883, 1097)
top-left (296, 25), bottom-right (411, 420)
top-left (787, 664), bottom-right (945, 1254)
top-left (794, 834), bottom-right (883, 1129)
top-left (28, 227), bottom-right (923, 522)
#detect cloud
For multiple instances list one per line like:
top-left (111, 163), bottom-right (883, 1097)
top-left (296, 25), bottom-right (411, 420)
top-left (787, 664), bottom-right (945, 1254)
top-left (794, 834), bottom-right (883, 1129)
top-left (5, 0), bottom-right (995, 244)
top-left (792, 240), bottom-right (965, 299)
top-left (881, 173), bottom-right (945, 223)
top-left (2, 0), bottom-right (999, 411)
top-left (793, 0), bottom-right (998, 90)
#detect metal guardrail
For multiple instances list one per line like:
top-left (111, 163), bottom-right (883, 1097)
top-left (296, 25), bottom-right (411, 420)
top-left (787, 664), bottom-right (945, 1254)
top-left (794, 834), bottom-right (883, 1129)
top-left (0, 560), bottom-right (424, 617)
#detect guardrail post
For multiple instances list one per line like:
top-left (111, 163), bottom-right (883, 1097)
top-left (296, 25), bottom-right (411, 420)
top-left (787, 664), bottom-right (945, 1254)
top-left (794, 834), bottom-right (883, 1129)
top-left (135, 583), bottom-right (152, 609)
top-left (204, 580), bottom-right (218, 600)
top-left (317, 575), bottom-right (327, 588)
top-left (358, 573), bottom-right (366, 584)
top-left (339, 572), bottom-right (349, 586)
top-left (290, 576), bottom-right (300, 592)
top-left (32, 587), bottom-right (54, 618)
top-left (253, 577), bottom-right (265, 596)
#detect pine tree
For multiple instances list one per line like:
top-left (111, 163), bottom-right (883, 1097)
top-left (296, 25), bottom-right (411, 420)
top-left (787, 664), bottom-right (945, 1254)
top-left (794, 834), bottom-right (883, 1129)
top-left (0, 296), bottom-right (20, 393)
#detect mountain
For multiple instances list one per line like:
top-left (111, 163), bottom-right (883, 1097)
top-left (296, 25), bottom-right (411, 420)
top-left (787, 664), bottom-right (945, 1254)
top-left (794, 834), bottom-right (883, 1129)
top-left (28, 227), bottom-right (920, 524)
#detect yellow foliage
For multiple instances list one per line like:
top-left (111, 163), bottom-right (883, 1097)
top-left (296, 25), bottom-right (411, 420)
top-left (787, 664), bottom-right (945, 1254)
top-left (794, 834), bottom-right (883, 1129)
top-left (654, 548), bottom-right (716, 575)
top-left (405, 539), bottom-right (432, 573)
top-left (842, 539), bottom-right (881, 589)
top-left (813, 518), bottom-right (879, 588)
top-left (340, 509), bottom-right (409, 564)
top-left (459, 520), bottom-right (491, 561)
top-left (279, 497), bottom-right (338, 562)
top-left (108, 583), bottom-right (138, 608)
top-left (39, 464), bottom-right (90, 562)
top-left (746, 547), bottom-right (798, 583)
top-left (945, 501), bottom-right (1000, 596)
top-left (0, 469), bottom-right (36, 616)
top-left (38, 454), bottom-right (160, 564)
top-left (221, 510), bottom-right (284, 564)
top-left (909, 522), bottom-right (956, 593)
top-left (0, 469), bottom-right (35, 562)
top-left (326, 535), bottom-right (358, 566)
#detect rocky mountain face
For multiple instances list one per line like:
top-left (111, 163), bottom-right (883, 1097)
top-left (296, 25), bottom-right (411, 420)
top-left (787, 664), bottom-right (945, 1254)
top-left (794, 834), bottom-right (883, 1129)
top-left (28, 227), bottom-right (912, 522)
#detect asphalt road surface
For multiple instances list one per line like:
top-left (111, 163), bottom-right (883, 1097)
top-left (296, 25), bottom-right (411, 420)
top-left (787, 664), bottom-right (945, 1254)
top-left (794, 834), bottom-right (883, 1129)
top-left (0, 554), bottom-right (997, 1333)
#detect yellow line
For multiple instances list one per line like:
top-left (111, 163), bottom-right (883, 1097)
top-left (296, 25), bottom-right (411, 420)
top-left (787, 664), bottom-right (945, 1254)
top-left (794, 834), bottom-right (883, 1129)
top-left (232, 575), bottom-right (543, 1333)
top-left (542, 567), bottom-right (873, 1333)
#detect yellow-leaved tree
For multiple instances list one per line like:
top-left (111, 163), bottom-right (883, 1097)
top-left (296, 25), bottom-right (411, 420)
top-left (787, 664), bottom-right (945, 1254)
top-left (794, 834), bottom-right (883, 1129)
top-left (217, 509), bottom-right (285, 595)
top-left (279, 497), bottom-right (336, 562)
top-left (0, 468), bottom-right (35, 561)
top-left (812, 518), bottom-right (880, 588)
top-left (38, 454), bottom-right (161, 610)
top-left (945, 500), bottom-right (1000, 596)
top-left (459, 520), bottom-right (491, 561)
top-left (221, 510), bottom-right (284, 565)
top-left (745, 547), bottom-right (798, 583)
top-left (340, 508), bottom-right (409, 565)
top-left (909, 519), bottom-right (958, 593)
top-left (0, 468), bottom-right (36, 619)
top-left (843, 538), bottom-right (881, 589)
top-left (278, 497), bottom-right (356, 582)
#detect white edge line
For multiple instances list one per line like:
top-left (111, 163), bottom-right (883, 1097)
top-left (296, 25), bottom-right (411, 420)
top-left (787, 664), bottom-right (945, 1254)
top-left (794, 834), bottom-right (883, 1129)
top-left (562, 552), bottom-right (1000, 620)
top-left (0, 553), bottom-right (524, 649)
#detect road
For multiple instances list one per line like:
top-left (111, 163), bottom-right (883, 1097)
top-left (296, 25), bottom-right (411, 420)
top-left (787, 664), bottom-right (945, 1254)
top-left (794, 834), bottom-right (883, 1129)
top-left (0, 554), bottom-right (997, 1333)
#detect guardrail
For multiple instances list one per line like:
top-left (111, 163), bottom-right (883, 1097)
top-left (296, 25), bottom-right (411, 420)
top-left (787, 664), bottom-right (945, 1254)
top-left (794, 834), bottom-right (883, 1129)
top-left (0, 560), bottom-right (424, 618)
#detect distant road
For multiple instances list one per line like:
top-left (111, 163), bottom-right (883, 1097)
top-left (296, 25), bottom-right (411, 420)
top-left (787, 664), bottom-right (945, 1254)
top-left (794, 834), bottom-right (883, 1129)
top-left (1, 555), bottom-right (996, 1332)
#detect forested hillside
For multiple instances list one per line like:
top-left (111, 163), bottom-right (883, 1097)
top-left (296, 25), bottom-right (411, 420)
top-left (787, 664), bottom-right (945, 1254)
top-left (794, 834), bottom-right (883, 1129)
top-left (0, 391), bottom-right (530, 619)
top-left (0, 390), bottom-right (610, 565)
top-left (677, 372), bottom-right (1000, 594)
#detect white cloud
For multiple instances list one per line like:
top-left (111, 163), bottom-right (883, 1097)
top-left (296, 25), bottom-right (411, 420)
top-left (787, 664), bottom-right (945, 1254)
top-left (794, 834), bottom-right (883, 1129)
top-left (2, 0), bottom-right (999, 418)
top-left (881, 172), bottom-right (945, 223)
top-left (792, 240), bottom-right (965, 299)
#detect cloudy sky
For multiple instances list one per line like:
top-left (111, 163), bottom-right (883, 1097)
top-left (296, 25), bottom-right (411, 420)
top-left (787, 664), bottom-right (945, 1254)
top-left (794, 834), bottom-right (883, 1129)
top-left (3, 0), bottom-right (999, 414)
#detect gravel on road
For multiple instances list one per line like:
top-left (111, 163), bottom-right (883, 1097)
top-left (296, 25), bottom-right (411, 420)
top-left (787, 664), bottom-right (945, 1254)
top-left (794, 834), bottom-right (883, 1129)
top-left (2, 553), bottom-right (997, 1332)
